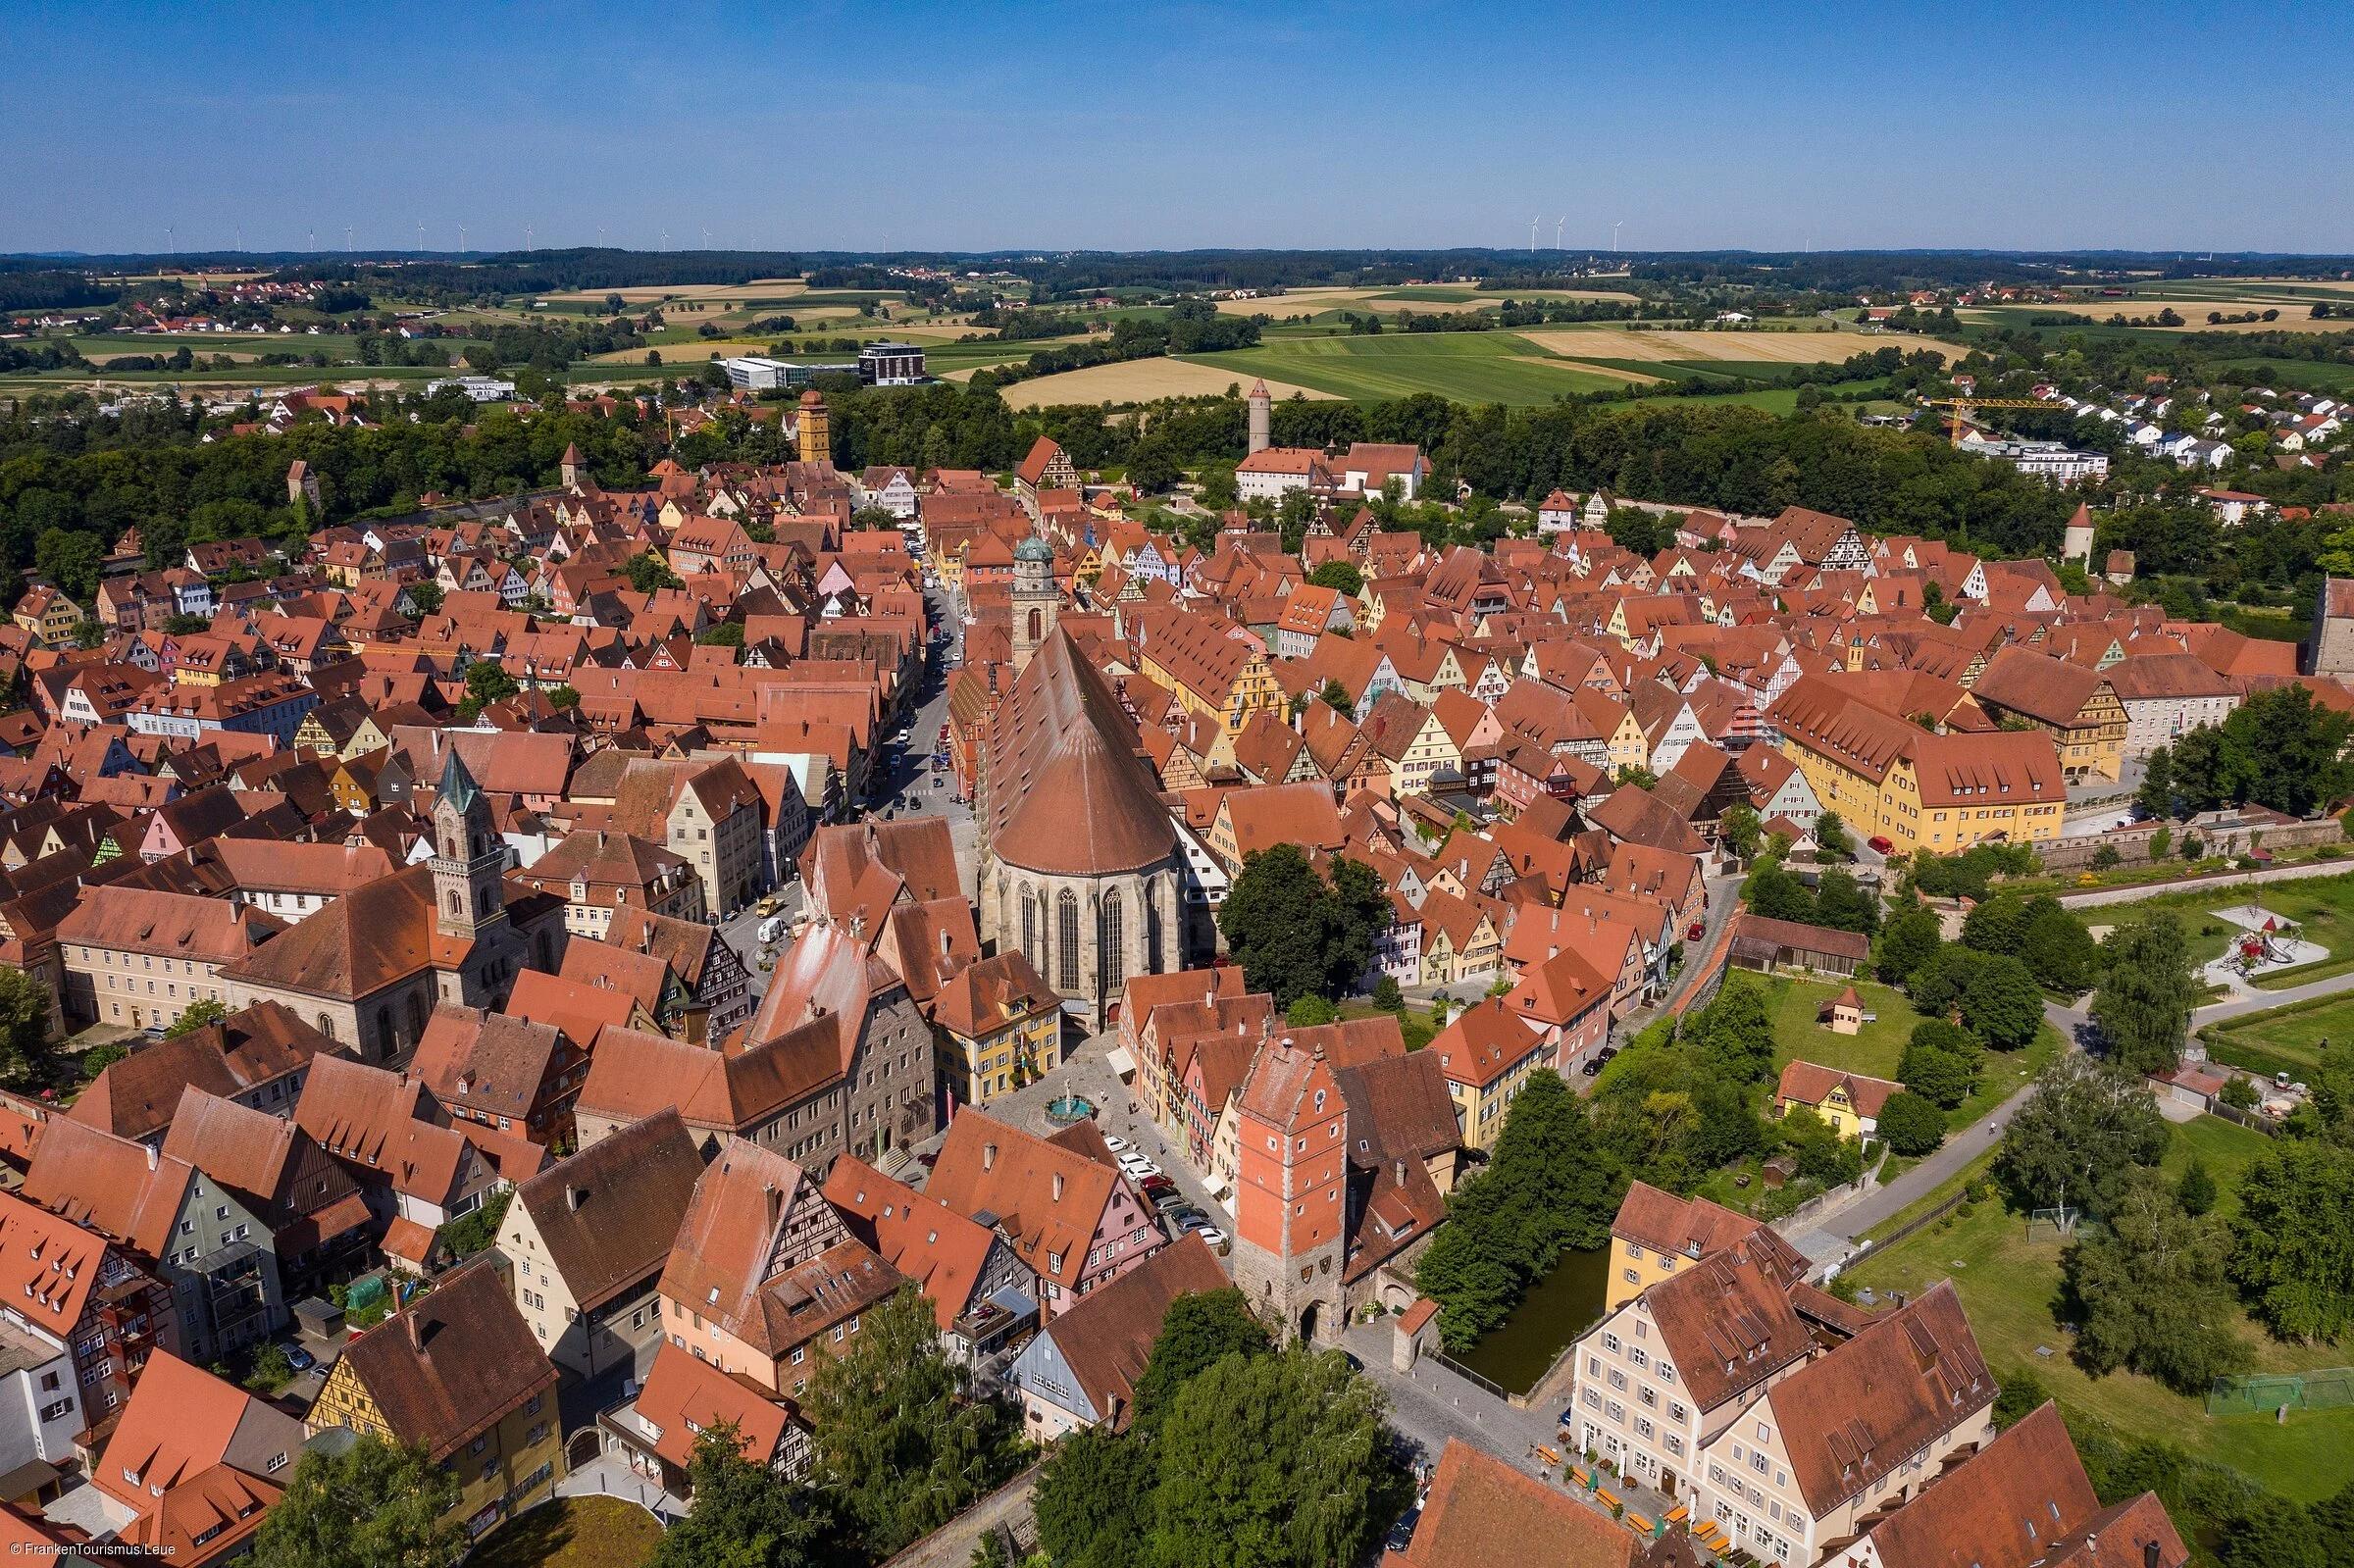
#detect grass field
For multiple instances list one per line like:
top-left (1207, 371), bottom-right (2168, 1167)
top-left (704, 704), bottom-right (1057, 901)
top-left (999, 357), bottom-right (1339, 409)
top-left (1845, 1114), bottom-right (2354, 1502)
top-left (1187, 332), bottom-right (1642, 404)
top-left (2076, 871), bottom-right (2354, 970)
top-left (1752, 974), bottom-right (2059, 1131)
top-left (469, 1497), bottom-right (660, 1568)
top-left (2202, 991), bottom-right (2354, 1080)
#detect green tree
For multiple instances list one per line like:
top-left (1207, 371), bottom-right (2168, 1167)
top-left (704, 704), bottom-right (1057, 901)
top-left (653, 1422), bottom-right (831, 1568)
top-left (1961, 893), bottom-right (2029, 957)
top-left (1876, 1091), bottom-right (1946, 1156)
top-left (1743, 857), bottom-right (1818, 926)
top-left (625, 549), bottom-right (685, 592)
top-left (1813, 867), bottom-right (1880, 936)
top-left (2022, 899), bottom-right (2098, 995)
top-left (0, 965), bottom-right (53, 1080)
top-left (33, 528), bottom-right (103, 601)
top-left (1305, 560), bottom-right (1362, 595)
top-left (1372, 975), bottom-right (1403, 1011)
top-left (1897, 1028), bottom-right (1977, 1110)
top-left (1034, 1425), bottom-right (1152, 1568)
top-left (2219, 685), bottom-right (2354, 817)
top-left (455, 660), bottom-right (520, 721)
top-left (1318, 678), bottom-right (1354, 714)
top-left (2177, 1157), bottom-right (2219, 1217)
top-left (1285, 994), bottom-right (1337, 1027)
top-left (545, 684), bottom-right (581, 709)
top-left (1217, 846), bottom-right (1387, 1009)
top-left (2091, 914), bottom-right (2198, 1075)
top-left (2136, 745), bottom-right (2175, 821)
top-left (1990, 1366), bottom-right (2050, 1429)
top-left (405, 581), bottom-right (443, 616)
top-left (1994, 1053), bottom-right (2170, 1220)
top-left (1815, 810), bottom-right (1851, 858)
top-left (1685, 979), bottom-right (1776, 1086)
top-left (2220, 1074), bottom-right (2260, 1111)
top-left (251, 1435), bottom-right (467, 1568)
top-left (1147, 1346), bottom-right (1410, 1568)
top-left (1718, 802), bottom-right (1762, 862)
top-left (1874, 900), bottom-right (1943, 986)
top-left (800, 1286), bottom-right (1024, 1558)
top-left (1127, 437), bottom-right (1182, 496)
top-left (1960, 953), bottom-right (2044, 1050)
top-left (2065, 1170), bottom-right (2248, 1394)
top-left (1131, 1288), bottom-right (1270, 1429)
top-left (2232, 1137), bottom-right (2354, 1343)
top-left (164, 997), bottom-right (230, 1038)
top-left (698, 620), bottom-right (745, 646)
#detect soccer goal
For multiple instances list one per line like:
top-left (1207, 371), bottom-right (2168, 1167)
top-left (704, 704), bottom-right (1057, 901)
top-left (2026, 1207), bottom-right (2080, 1242)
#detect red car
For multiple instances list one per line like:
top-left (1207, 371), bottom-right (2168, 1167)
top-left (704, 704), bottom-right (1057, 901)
top-left (1686, 922), bottom-right (1706, 941)
top-left (1868, 835), bottom-right (1895, 854)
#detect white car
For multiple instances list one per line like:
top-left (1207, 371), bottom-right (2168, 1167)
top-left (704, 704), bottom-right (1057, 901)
top-left (1194, 1226), bottom-right (1229, 1253)
top-left (1103, 1136), bottom-right (1131, 1154)
top-left (1120, 1156), bottom-right (1162, 1181)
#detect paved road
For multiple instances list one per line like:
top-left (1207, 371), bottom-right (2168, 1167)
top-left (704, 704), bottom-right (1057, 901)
top-left (1341, 1319), bottom-right (1559, 1476)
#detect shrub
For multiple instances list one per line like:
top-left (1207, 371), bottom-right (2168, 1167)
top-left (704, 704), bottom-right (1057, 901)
top-left (1876, 1091), bottom-right (1947, 1156)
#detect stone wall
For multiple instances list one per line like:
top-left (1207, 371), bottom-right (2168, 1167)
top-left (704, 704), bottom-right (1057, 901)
top-left (2035, 813), bottom-right (2345, 873)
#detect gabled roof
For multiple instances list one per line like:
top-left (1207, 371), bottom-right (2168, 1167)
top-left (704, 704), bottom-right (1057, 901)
top-left (1777, 1059), bottom-right (1902, 1119)
top-left (984, 630), bottom-right (1174, 878)
top-left (22, 1115), bottom-right (193, 1257)
top-left (1031, 1233), bottom-right (1227, 1431)
top-left (334, 1262), bottom-right (557, 1460)
top-left (69, 1000), bottom-right (333, 1144)
top-left (631, 1340), bottom-right (793, 1473)
top-left (514, 1108), bottom-right (707, 1313)
top-left (1390, 1438), bottom-right (1634, 1568)
top-left (1639, 1229), bottom-right (1815, 1413)
top-left (822, 1155), bottom-right (1003, 1333)
top-left (925, 1110), bottom-right (1121, 1286)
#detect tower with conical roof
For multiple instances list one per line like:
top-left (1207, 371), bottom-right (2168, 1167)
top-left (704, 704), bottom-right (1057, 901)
top-left (559, 441), bottom-right (584, 489)
top-left (1010, 532), bottom-right (1057, 672)
top-left (1247, 379), bottom-right (1271, 456)
top-left (431, 747), bottom-right (508, 941)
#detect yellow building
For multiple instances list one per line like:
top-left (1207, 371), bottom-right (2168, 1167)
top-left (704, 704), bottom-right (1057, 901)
top-left (1426, 996), bottom-right (1549, 1152)
top-left (13, 584), bottom-right (81, 648)
top-left (1775, 1060), bottom-right (1902, 1138)
top-left (1770, 677), bottom-right (2066, 855)
top-left (1968, 646), bottom-right (2127, 784)
top-left (307, 1265), bottom-right (564, 1542)
top-left (1139, 618), bottom-right (1282, 739)
top-left (1603, 1181), bottom-right (1772, 1310)
top-left (931, 950), bottom-right (1063, 1106)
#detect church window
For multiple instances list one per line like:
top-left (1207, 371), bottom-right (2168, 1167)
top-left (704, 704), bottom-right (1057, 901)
top-left (1057, 890), bottom-right (1080, 992)
top-left (1021, 890), bottom-right (1036, 965)
top-left (447, 891), bottom-right (462, 916)
top-left (1099, 890), bottom-right (1124, 994)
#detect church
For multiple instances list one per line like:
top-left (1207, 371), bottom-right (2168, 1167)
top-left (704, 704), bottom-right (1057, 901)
top-left (975, 537), bottom-right (1190, 1030)
top-left (220, 749), bottom-right (566, 1065)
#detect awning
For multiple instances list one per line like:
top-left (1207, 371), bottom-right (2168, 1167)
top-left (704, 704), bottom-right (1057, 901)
top-left (1105, 1046), bottom-right (1137, 1080)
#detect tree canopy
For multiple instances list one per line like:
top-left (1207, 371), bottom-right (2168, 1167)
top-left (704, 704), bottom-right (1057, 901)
top-left (2090, 914), bottom-right (2199, 1075)
top-left (251, 1435), bottom-right (466, 1568)
top-left (1217, 846), bottom-right (1390, 1009)
top-left (2066, 1169), bottom-right (2247, 1394)
top-left (1994, 1053), bottom-right (2171, 1219)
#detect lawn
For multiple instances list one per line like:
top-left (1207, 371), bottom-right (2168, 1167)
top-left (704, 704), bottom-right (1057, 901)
top-left (1187, 332), bottom-right (1643, 405)
top-left (1845, 1114), bottom-right (2354, 1503)
top-left (2202, 991), bottom-right (2354, 1080)
top-left (1754, 974), bottom-right (2056, 1130)
top-left (2070, 869), bottom-right (2354, 969)
top-left (1339, 998), bottom-right (1440, 1052)
top-left (469, 1497), bottom-right (661, 1568)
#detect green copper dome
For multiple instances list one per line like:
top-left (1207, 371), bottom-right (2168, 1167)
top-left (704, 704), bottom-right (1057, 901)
top-left (1013, 534), bottom-right (1052, 563)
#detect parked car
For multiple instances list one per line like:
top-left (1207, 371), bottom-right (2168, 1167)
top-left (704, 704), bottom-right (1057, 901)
top-left (1122, 1158), bottom-right (1163, 1181)
top-left (1868, 835), bottom-right (1895, 854)
top-left (281, 1342), bottom-right (315, 1372)
top-left (1687, 921), bottom-right (1706, 940)
top-left (1194, 1226), bottom-right (1230, 1254)
top-left (1103, 1135), bottom-right (1131, 1153)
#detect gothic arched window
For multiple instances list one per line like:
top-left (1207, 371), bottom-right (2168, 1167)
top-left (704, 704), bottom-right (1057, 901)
top-left (1056, 888), bottom-right (1081, 992)
top-left (1099, 888), bottom-right (1125, 995)
top-left (447, 890), bottom-right (462, 916)
top-left (1026, 607), bottom-right (1042, 643)
top-left (1022, 886), bottom-right (1037, 964)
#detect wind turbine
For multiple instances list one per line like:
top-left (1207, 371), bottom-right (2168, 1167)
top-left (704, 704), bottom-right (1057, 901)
top-left (308, 227), bottom-right (315, 252)
top-left (344, 224), bottom-right (353, 252)
top-left (526, 224), bottom-right (534, 251)
top-left (1612, 220), bottom-right (1624, 254)
top-left (702, 226), bottom-right (711, 250)
top-left (1556, 217), bottom-right (1565, 250)
top-left (659, 228), bottom-right (669, 252)
top-left (416, 220), bottom-right (425, 254)
top-left (166, 224), bottom-right (175, 258)
top-left (459, 224), bottom-right (467, 254)
top-left (1530, 216), bottom-right (1540, 257)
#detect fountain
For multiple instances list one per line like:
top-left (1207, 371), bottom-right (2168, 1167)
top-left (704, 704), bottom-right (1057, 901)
top-left (1044, 1094), bottom-right (1095, 1126)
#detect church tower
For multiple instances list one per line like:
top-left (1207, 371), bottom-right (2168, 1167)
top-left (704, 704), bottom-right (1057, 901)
top-left (432, 748), bottom-right (509, 941)
top-left (797, 389), bottom-right (831, 465)
top-left (1247, 379), bottom-right (1271, 456)
top-left (1010, 533), bottom-right (1057, 672)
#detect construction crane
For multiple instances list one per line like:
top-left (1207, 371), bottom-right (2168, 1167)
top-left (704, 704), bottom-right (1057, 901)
top-left (1918, 397), bottom-right (2054, 448)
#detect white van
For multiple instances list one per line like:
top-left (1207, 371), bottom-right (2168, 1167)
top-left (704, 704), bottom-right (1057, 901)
top-left (758, 915), bottom-right (789, 944)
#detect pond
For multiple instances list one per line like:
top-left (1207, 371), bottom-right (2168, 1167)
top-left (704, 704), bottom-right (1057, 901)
top-left (1452, 1246), bottom-right (1611, 1396)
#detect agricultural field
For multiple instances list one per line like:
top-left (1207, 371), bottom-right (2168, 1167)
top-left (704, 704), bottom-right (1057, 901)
top-left (1214, 282), bottom-right (1639, 318)
top-left (993, 357), bottom-right (1337, 409)
top-left (1520, 326), bottom-right (1969, 364)
top-left (1845, 1116), bottom-right (2354, 1503)
top-left (1187, 332), bottom-right (1642, 404)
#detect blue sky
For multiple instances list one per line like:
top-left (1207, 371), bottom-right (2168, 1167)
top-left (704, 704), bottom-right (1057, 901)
top-left (6, 0), bottom-right (2348, 257)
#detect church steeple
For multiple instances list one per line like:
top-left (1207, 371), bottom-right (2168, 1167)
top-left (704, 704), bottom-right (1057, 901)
top-left (431, 747), bottom-right (507, 940)
top-left (1010, 532), bottom-right (1057, 672)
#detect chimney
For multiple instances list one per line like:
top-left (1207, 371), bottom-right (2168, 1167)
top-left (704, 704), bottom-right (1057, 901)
top-left (404, 1309), bottom-right (425, 1352)
top-left (2143, 1543), bottom-right (2159, 1568)
top-left (983, 1141), bottom-right (997, 1173)
top-left (1051, 1171), bottom-right (1065, 1201)
top-left (145, 1143), bottom-right (156, 1171)
top-left (941, 929), bottom-right (951, 959)
top-left (765, 1182), bottom-right (782, 1230)
top-left (567, 1186), bottom-right (586, 1212)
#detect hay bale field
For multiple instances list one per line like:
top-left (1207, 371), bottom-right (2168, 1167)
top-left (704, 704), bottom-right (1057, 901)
top-left (989, 358), bottom-right (1337, 408)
